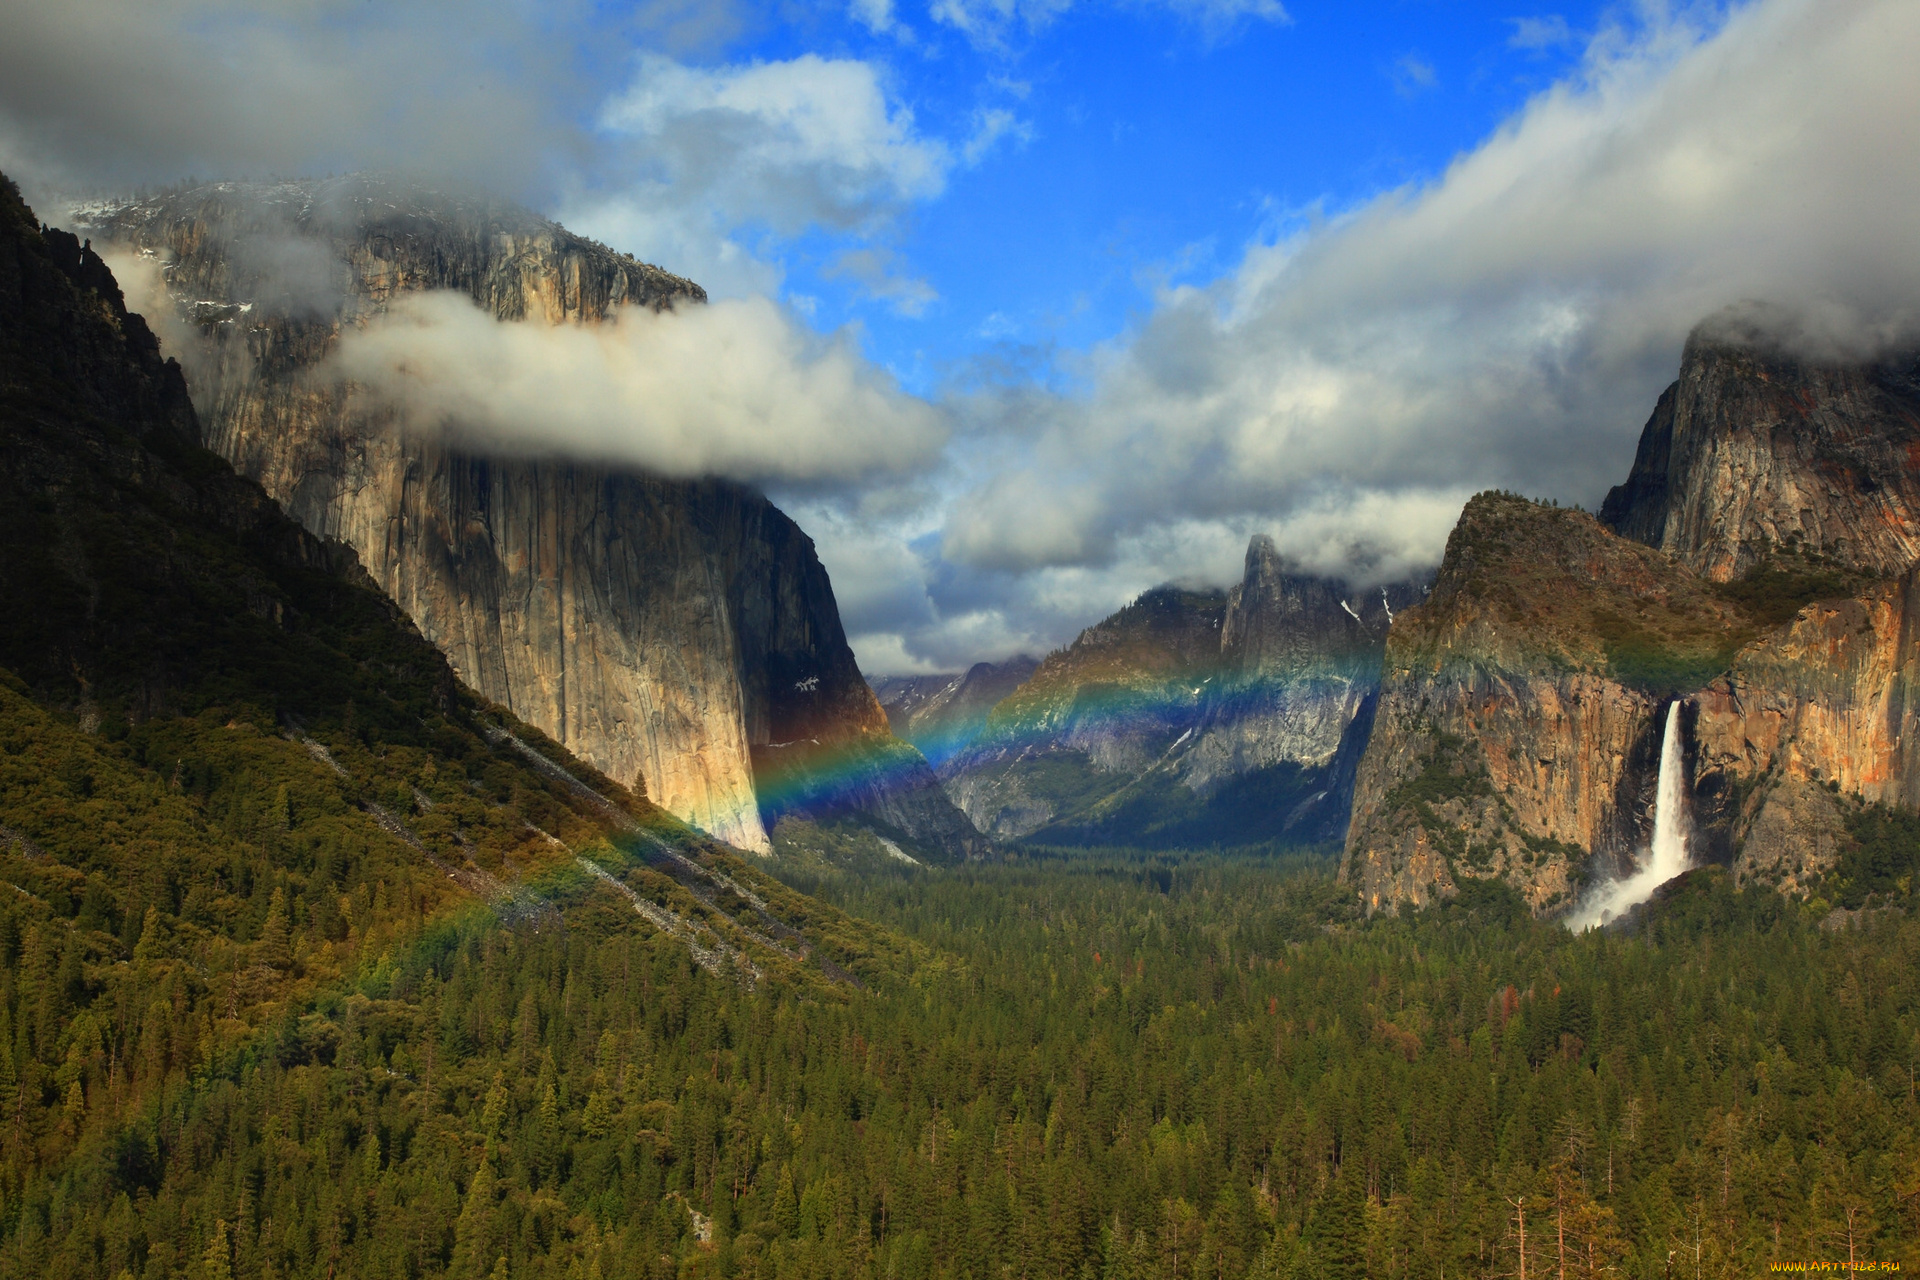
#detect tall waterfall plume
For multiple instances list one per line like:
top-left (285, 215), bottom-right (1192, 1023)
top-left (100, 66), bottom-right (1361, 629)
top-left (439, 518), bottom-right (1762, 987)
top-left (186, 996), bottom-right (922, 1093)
top-left (1566, 700), bottom-right (1691, 929)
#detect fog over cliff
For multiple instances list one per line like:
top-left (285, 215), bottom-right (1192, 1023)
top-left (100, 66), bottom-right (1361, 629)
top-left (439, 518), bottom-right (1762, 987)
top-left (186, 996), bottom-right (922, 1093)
top-left (6, 0), bottom-right (1920, 672)
top-left (328, 292), bottom-right (948, 486)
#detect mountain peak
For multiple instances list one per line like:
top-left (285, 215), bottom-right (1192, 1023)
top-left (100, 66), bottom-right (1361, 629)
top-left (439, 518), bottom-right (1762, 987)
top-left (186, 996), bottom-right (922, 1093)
top-left (1600, 311), bottom-right (1920, 581)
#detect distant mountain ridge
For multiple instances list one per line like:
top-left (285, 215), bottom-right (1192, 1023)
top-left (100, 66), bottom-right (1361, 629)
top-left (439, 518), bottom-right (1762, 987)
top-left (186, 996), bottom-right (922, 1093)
top-left (75, 176), bottom-right (980, 861)
top-left (924, 543), bottom-right (1429, 849)
top-left (869, 656), bottom-right (1039, 769)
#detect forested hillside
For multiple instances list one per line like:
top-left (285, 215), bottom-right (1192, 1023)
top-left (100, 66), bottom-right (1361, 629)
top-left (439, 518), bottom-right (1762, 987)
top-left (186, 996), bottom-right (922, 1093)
top-left (0, 172), bottom-right (896, 1280)
top-left (3, 172), bottom-right (1918, 1280)
top-left (14, 844), bottom-right (1915, 1280)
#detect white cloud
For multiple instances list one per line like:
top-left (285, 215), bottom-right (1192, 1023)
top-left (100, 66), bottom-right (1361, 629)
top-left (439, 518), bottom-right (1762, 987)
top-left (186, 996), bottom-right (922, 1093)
top-left (962, 107), bottom-right (1035, 165)
top-left (598, 54), bottom-right (950, 227)
top-left (823, 247), bottom-right (940, 317)
top-left (879, 518), bottom-right (1259, 671)
top-left (1509, 15), bottom-right (1577, 52)
top-left (851, 0), bottom-right (898, 35)
top-left (328, 292), bottom-right (948, 487)
top-left (929, 0), bottom-right (1286, 48)
top-left (929, 0), bottom-right (1920, 617)
top-left (0, 0), bottom-right (634, 198)
top-left (1390, 53), bottom-right (1439, 96)
top-left (560, 53), bottom-right (956, 298)
top-left (0, 6), bottom-right (959, 311)
top-left (928, 0), bottom-right (1064, 44)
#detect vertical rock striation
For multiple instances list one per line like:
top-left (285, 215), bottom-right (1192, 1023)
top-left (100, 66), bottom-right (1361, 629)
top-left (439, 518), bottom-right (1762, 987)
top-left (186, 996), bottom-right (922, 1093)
top-left (1692, 567), bottom-right (1920, 892)
top-left (1601, 306), bottom-right (1920, 581)
top-left (1351, 311), bottom-right (1920, 916)
top-left (1341, 494), bottom-right (1750, 915)
top-left (76, 177), bottom-right (970, 856)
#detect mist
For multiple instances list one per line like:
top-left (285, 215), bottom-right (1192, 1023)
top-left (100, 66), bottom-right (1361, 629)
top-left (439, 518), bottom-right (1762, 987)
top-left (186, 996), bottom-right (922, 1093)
top-left (329, 291), bottom-right (948, 487)
top-left (15, 0), bottom-right (1920, 671)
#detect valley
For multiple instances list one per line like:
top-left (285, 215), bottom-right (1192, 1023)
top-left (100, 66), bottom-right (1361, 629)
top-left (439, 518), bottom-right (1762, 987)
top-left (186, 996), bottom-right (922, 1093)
top-left (1, 163), bottom-right (1918, 1280)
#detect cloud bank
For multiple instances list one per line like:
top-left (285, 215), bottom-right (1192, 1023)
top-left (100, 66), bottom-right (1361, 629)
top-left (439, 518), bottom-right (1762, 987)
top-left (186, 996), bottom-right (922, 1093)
top-left (916, 0), bottom-right (1920, 625)
top-left (329, 293), bottom-right (948, 487)
top-left (10, 0), bottom-right (1920, 676)
top-left (0, 0), bottom-right (969, 303)
top-left (0, 0), bottom-right (607, 199)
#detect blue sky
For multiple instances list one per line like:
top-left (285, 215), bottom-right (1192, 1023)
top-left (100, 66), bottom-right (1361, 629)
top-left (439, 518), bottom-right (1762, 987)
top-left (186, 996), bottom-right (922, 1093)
top-left (769, 3), bottom-right (1610, 389)
top-left (572, 0), bottom-right (1613, 392)
top-left (5, 0), bottom-right (1920, 672)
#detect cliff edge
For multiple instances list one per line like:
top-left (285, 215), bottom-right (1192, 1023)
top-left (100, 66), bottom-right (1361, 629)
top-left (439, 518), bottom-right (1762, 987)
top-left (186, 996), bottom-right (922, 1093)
top-left (76, 177), bottom-right (974, 857)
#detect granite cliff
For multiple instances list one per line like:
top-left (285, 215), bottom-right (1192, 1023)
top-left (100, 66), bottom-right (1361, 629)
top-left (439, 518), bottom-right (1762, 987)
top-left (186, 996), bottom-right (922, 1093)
top-left (1600, 305), bottom-right (1920, 581)
top-left (938, 537), bottom-right (1426, 847)
top-left (1347, 313), bottom-right (1920, 917)
top-left (1341, 493), bottom-right (1754, 915)
top-left (1184, 535), bottom-right (1426, 803)
top-left (75, 177), bottom-right (976, 858)
top-left (0, 170), bottom-right (867, 993)
top-left (1692, 567), bottom-right (1920, 897)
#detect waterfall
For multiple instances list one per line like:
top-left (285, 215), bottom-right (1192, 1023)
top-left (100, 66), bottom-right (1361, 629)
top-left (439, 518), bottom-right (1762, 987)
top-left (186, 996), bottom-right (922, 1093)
top-left (1566, 700), bottom-right (1691, 930)
top-left (1645, 700), bottom-right (1692, 885)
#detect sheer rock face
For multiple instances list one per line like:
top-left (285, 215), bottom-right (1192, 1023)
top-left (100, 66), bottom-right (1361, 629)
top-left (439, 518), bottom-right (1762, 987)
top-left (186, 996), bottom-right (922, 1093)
top-left (75, 177), bottom-right (937, 855)
top-left (1350, 310), bottom-right (1920, 914)
top-left (1693, 569), bottom-right (1920, 891)
top-left (1342, 494), bottom-right (1754, 916)
top-left (1700, 574), bottom-right (1920, 806)
top-left (1601, 311), bottom-right (1920, 582)
top-left (939, 536), bottom-right (1427, 844)
top-left (1348, 495), bottom-right (1920, 917)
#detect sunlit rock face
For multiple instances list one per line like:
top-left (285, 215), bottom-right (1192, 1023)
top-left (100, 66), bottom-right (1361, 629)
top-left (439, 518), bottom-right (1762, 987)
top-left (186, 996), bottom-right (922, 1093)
top-left (1600, 315), bottom-right (1920, 902)
top-left (935, 536), bottom-right (1426, 847)
top-left (1601, 307), bottom-right (1920, 582)
top-left (77, 177), bottom-right (969, 856)
top-left (1348, 312), bottom-right (1920, 917)
top-left (1694, 567), bottom-right (1920, 892)
top-left (1340, 494), bottom-right (1744, 917)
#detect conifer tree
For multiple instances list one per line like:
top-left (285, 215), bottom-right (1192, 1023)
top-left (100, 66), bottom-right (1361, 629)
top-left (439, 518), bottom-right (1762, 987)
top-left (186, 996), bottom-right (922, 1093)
top-left (1307, 1170), bottom-right (1369, 1280)
top-left (456, 1155), bottom-right (499, 1279)
top-left (202, 1220), bottom-right (231, 1280)
top-left (132, 906), bottom-right (164, 967)
top-left (258, 888), bottom-right (291, 971)
top-left (482, 1070), bottom-right (510, 1143)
